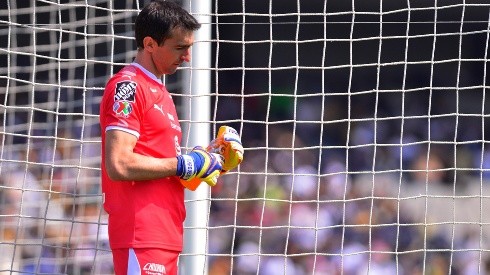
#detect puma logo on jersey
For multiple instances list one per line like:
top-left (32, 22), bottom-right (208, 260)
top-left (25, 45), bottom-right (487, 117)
top-left (150, 87), bottom-right (158, 93)
top-left (153, 104), bottom-right (164, 115)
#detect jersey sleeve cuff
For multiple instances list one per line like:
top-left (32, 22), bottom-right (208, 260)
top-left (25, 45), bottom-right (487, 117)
top-left (105, 126), bottom-right (140, 139)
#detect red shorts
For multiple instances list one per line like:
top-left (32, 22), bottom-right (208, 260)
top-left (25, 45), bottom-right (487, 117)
top-left (112, 248), bottom-right (179, 275)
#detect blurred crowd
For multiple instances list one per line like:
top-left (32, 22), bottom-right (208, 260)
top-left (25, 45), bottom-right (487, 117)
top-left (1, 96), bottom-right (490, 274)
top-left (204, 92), bottom-right (490, 274)
top-left (207, 124), bottom-right (490, 275)
top-left (0, 129), bottom-right (112, 274)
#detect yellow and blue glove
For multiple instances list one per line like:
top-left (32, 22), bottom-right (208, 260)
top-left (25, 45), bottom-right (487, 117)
top-left (207, 126), bottom-right (244, 173)
top-left (177, 146), bottom-right (224, 190)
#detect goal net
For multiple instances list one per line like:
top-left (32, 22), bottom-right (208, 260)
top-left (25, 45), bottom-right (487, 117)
top-left (2, 0), bottom-right (490, 274)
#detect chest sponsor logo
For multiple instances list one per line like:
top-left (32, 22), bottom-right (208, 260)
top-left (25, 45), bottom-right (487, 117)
top-left (114, 81), bottom-right (137, 102)
top-left (167, 113), bottom-right (175, 121)
top-left (153, 104), bottom-right (181, 132)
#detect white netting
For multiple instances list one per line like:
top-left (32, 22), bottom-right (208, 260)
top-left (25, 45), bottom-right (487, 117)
top-left (1, 0), bottom-right (490, 274)
top-left (208, 1), bottom-right (490, 274)
top-left (0, 1), bottom-right (137, 273)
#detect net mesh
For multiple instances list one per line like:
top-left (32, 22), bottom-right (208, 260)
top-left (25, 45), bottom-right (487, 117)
top-left (1, 0), bottom-right (490, 274)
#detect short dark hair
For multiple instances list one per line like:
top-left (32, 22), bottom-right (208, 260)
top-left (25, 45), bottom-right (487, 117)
top-left (135, 0), bottom-right (201, 49)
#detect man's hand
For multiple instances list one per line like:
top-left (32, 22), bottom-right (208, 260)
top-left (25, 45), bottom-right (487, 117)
top-left (207, 126), bottom-right (244, 173)
top-left (176, 146), bottom-right (224, 189)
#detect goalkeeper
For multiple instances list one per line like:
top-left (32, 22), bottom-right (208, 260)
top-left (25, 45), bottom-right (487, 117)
top-left (99, 1), bottom-right (243, 275)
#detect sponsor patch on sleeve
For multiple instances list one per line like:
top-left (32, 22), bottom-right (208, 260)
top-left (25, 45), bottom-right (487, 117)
top-left (113, 101), bottom-right (133, 117)
top-left (114, 81), bottom-right (137, 102)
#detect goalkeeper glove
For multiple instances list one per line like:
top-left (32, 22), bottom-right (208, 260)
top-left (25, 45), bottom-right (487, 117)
top-left (176, 146), bottom-right (224, 190)
top-left (207, 126), bottom-right (244, 173)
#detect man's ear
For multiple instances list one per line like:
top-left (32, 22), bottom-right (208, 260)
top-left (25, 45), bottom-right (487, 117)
top-left (142, 36), bottom-right (156, 52)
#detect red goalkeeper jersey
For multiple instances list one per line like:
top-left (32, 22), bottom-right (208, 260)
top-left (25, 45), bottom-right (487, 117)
top-left (100, 63), bottom-right (185, 251)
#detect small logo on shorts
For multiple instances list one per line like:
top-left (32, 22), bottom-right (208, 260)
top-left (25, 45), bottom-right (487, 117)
top-left (143, 262), bottom-right (166, 275)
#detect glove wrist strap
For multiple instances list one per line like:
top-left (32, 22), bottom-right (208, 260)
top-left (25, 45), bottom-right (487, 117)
top-left (176, 154), bottom-right (195, 180)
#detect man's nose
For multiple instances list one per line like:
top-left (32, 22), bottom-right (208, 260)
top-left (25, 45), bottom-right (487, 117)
top-left (181, 49), bottom-right (191, 62)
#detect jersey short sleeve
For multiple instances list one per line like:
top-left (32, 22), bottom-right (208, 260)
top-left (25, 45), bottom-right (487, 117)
top-left (101, 66), bottom-right (145, 139)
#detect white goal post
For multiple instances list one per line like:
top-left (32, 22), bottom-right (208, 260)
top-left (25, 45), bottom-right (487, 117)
top-left (2, 1), bottom-right (490, 275)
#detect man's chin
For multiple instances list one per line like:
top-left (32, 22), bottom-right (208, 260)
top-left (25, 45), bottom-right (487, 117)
top-left (165, 67), bottom-right (179, 75)
top-left (162, 70), bottom-right (175, 76)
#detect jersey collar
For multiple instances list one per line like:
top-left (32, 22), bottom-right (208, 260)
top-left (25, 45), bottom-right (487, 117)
top-left (130, 62), bottom-right (163, 85)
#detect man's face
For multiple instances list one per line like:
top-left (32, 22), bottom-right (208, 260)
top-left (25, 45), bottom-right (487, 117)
top-left (151, 28), bottom-right (194, 75)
